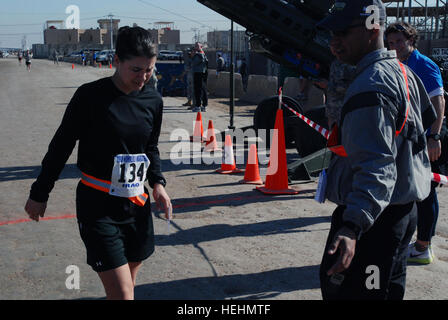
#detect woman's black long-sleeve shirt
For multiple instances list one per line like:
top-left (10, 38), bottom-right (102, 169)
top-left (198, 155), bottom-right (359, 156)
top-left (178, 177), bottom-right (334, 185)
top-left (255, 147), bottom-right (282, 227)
top-left (29, 77), bottom-right (166, 221)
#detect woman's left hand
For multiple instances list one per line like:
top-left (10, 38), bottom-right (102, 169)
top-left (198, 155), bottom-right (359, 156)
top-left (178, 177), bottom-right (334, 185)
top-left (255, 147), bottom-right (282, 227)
top-left (152, 183), bottom-right (172, 220)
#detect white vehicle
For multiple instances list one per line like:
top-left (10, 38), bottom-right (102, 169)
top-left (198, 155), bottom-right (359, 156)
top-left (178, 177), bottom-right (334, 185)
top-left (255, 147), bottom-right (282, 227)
top-left (96, 49), bottom-right (115, 63)
top-left (158, 50), bottom-right (179, 60)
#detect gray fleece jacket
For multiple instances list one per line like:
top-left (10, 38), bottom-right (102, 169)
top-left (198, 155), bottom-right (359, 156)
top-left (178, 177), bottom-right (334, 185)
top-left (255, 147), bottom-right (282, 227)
top-left (326, 48), bottom-right (434, 237)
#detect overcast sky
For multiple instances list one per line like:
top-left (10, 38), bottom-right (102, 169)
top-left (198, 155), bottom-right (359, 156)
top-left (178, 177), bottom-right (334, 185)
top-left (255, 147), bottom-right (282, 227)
top-left (0, 0), bottom-right (444, 49)
top-left (0, 0), bottom-right (245, 48)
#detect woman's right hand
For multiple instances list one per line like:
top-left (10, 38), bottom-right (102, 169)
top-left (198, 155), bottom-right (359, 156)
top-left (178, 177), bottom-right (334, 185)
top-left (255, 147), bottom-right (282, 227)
top-left (24, 198), bottom-right (47, 222)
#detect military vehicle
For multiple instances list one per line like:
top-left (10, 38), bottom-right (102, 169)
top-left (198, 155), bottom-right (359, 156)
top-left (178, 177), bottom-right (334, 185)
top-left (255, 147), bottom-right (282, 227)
top-left (198, 0), bottom-right (336, 179)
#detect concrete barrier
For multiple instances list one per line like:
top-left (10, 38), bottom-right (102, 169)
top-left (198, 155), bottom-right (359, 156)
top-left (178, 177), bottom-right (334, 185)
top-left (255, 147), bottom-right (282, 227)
top-left (208, 71), bottom-right (245, 98)
top-left (283, 77), bottom-right (325, 113)
top-left (206, 69), bottom-right (219, 95)
top-left (240, 75), bottom-right (278, 105)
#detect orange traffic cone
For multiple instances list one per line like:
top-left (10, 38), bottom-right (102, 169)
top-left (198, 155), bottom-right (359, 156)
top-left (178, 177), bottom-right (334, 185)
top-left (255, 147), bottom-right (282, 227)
top-left (239, 144), bottom-right (263, 185)
top-left (216, 135), bottom-right (242, 174)
top-left (204, 120), bottom-right (220, 151)
top-left (256, 108), bottom-right (299, 194)
top-left (109, 63), bottom-right (113, 69)
top-left (190, 112), bottom-right (204, 142)
top-left (99, 63), bottom-right (102, 68)
top-left (72, 64), bottom-right (75, 70)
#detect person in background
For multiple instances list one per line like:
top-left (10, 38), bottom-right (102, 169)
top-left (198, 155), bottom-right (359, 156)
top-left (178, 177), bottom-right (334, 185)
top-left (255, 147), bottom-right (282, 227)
top-left (18, 50), bottom-right (23, 65)
top-left (325, 46), bottom-right (357, 128)
top-left (239, 58), bottom-right (248, 92)
top-left (53, 50), bottom-right (59, 65)
top-left (386, 21), bottom-right (447, 265)
top-left (216, 53), bottom-right (225, 74)
top-left (191, 42), bottom-right (208, 112)
top-left (183, 49), bottom-right (195, 108)
top-left (25, 50), bottom-right (32, 72)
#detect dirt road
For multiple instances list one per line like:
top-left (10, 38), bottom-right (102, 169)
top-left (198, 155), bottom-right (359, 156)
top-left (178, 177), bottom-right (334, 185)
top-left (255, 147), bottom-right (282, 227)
top-left (1, 57), bottom-right (447, 300)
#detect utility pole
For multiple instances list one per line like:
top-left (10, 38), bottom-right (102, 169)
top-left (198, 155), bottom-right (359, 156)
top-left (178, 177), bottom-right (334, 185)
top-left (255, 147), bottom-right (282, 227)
top-left (22, 35), bottom-right (27, 50)
top-left (191, 28), bottom-right (199, 43)
top-left (229, 20), bottom-right (235, 130)
top-left (108, 13), bottom-right (114, 50)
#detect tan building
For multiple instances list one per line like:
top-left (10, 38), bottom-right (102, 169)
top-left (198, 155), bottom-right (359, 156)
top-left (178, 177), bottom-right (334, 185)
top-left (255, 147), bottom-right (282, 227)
top-left (148, 22), bottom-right (180, 45)
top-left (79, 29), bottom-right (108, 46)
top-left (207, 30), bottom-right (248, 51)
top-left (44, 28), bottom-right (82, 45)
top-left (43, 19), bottom-right (121, 49)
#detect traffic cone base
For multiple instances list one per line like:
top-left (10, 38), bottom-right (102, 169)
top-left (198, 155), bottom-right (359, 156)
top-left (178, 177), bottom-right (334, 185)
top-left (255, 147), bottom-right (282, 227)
top-left (255, 185), bottom-right (299, 195)
top-left (239, 144), bottom-right (263, 184)
top-left (256, 108), bottom-right (299, 195)
top-left (216, 167), bottom-right (243, 174)
top-left (239, 177), bottom-right (263, 185)
top-left (216, 134), bottom-right (241, 174)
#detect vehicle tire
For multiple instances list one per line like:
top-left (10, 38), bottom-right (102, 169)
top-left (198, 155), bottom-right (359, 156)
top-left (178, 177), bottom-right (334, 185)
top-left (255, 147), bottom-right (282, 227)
top-left (253, 95), bottom-right (303, 150)
top-left (289, 106), bottom-right (328, 158)
top-left (253, 96), bottom-right (328, 157)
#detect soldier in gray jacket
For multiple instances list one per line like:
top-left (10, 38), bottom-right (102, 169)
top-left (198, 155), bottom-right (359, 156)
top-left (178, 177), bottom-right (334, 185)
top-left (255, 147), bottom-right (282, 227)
top-left (317, 0), bottom-right (436, 300)
top-left (191, 42), bottom-right (208, 112)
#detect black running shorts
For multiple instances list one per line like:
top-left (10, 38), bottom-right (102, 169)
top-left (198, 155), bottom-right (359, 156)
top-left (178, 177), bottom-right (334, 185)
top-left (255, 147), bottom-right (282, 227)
top-left (76, 183), bottom-right (155, 273)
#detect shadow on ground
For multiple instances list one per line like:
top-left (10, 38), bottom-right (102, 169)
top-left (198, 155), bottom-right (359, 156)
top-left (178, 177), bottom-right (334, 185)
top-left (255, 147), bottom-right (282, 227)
top-left (0, 164), bottom-right (80, 182)
top-left (157, 190), bottom-right (316, 215)
top-left (134, 265), bottom-right (321, 300)
top-left (154, 216), bottom-right (330, 246)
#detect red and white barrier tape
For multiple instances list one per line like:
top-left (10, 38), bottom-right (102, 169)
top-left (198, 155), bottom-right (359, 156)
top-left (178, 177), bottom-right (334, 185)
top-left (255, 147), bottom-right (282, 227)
top-left (281, 102), bottom-right (448, 186)
top-left (278, 87), bottom-right (283, 110)
top-left (282, 102), bottom-right (330, 139)
top-left (432, 173), bottom-right (448, 185)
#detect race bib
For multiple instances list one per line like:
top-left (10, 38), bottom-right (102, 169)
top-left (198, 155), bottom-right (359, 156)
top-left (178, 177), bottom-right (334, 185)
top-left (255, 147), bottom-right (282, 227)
top-left (110, 154), bottom-right (150, 198)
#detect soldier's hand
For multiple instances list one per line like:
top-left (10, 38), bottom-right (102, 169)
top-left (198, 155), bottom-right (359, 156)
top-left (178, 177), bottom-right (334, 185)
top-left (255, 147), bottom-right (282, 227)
top-left (427, 138), bottom-right (442, 162)
top-left (327, 226), bottom-right (357, 276)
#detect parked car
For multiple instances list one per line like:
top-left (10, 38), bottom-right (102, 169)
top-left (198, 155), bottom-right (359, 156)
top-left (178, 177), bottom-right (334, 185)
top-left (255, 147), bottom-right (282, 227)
top-left (66, 51), bottom-right (83, 58)
top-left (96, 49), bottom-right (115, 64)
top-left (1, 51), bottom-right (9, 58)
top-left (158, 50), bottom-right (179, 60)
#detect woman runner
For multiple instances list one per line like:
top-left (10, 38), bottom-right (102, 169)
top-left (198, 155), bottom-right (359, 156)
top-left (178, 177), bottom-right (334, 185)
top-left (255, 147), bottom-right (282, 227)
top-left (24, 26), bottom-right (172, 300)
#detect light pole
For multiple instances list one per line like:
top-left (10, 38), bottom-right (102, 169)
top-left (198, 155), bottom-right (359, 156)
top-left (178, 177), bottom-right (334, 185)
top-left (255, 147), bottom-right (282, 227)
top-left (108, 14), bottom-right (114, 50)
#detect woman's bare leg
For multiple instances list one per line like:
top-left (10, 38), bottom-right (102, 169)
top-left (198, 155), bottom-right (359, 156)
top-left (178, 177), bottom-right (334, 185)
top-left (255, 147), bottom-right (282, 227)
top-left (98, 264), bottom-right (135, 300)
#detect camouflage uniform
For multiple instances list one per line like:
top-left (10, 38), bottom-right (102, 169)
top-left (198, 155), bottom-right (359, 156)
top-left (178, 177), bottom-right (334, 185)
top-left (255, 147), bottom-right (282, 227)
top-left (325, 60), bottom-right (357, 124)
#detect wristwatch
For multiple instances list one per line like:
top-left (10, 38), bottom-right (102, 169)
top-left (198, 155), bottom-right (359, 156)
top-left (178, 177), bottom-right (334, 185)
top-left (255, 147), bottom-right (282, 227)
top-left (428, 133), bottom-right (441, 141)
top-left (155, 179), bottom-right (167, 188)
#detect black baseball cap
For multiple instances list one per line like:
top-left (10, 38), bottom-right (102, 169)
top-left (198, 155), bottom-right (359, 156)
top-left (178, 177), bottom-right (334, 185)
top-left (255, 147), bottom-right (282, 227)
top-left (318, 0), bottom-right (386, 32)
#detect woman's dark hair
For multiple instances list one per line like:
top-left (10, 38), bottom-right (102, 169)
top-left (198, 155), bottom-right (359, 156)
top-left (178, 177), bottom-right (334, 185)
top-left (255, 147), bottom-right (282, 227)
top-left (385, 21), bottom-right (420, 48)
top-left (115, 26), bottom-right (157, 61)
